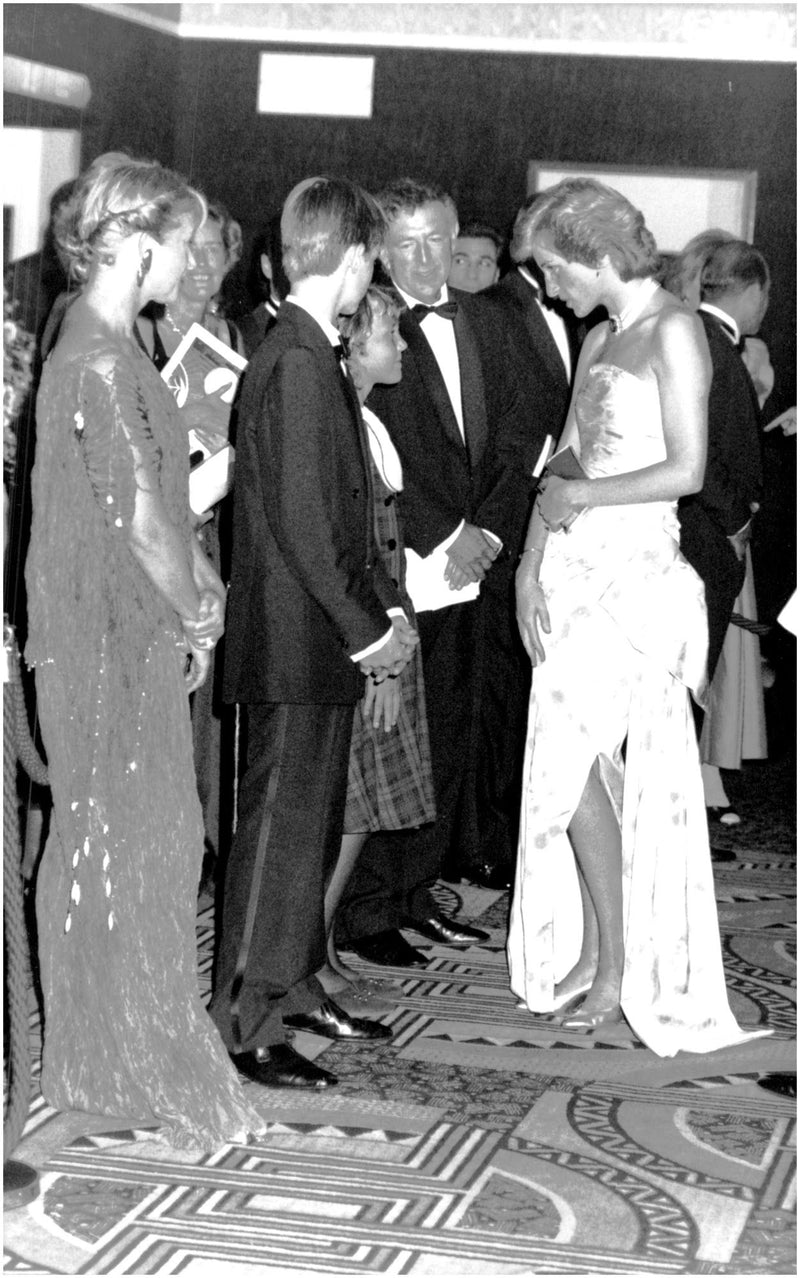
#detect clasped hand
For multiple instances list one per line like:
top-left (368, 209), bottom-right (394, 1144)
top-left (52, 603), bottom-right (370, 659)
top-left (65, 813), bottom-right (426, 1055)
top-left (183, 588), bottom-right (225, 651)
top-left (358, 614), bottom-right (419, 683)
top-left (536, 476), bottom-right (581, 534)
top-left (445, 523), bottom-right (499, 591)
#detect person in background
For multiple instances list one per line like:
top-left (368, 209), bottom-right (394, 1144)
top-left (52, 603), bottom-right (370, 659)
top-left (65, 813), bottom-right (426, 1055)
top-left (447, 221), bottom-right (504, 293)
top-left (677, 240), bottom-right (769, 846)
top-left (509, 177), bottom-right (769, 1056)
top-left (238, 212), bottom-right (288, 359)
top-left (316, 283), bottom-right (437, 1018)
top-left (210, 177), bottom-right (416, 1090)
top-left (136, 200), bottom-right (245, 882)
top-left (25, 152), bottom-right (265, 1148)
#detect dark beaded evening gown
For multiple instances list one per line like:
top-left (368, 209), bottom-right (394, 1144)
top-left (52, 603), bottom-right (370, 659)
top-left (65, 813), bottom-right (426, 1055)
top-left (25, 307), bottom-right (263, 1148)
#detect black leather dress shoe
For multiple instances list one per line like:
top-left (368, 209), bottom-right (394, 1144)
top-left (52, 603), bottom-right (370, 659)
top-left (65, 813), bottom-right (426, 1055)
top-left (403, 914), bottom-right (490, 945)
top-left (285, 999), bottom-right (393, 1041)
top-left (462, 862), bottom-right (514, 890)
top-left (348, 929), bottom-right (428, 968)
top-left (756, 1072), bottom-right (797, 1099)
top-left (232, 1042), bottom-right (337, 1089)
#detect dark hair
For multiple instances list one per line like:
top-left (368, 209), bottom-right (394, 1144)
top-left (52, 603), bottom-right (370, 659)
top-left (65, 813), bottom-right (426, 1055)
top-left (206, 201), bottom-right (243, 270)
top-left (280, 176), bottom-right (386, 281)
top-left (511, 178), bottom-right (660, 282)
top-left (700, 240), bottom-right (770, 301)
top-left (375, 178), bottom-right (459, 231)
top-left (661, 228), bottom-right (735, 301)
top-left (55, 152), bottom-right (204, 284)
top-left (456, 221), bottom-right (505, 255)
top-left (249, 212), bottom-right (290, 301)
top-left (338, 282), bottom-right (405, 350)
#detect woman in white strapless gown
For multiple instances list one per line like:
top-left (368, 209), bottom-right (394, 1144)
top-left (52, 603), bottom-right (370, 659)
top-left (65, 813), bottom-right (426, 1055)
top-left (507, 179), bottom-right (770, 1058)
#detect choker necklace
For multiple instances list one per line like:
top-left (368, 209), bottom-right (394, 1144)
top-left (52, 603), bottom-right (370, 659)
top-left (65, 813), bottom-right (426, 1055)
top-left (608, 278), bottom-right (659, 334)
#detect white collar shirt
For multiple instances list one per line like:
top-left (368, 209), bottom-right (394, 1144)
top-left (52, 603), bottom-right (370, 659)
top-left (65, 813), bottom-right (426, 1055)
top-left (396, 283), bottom-right (464, 440)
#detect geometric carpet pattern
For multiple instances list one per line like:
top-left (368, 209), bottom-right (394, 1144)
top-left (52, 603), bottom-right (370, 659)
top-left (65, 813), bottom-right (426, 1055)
top-left (4, 754), bottom-right (796, 1276)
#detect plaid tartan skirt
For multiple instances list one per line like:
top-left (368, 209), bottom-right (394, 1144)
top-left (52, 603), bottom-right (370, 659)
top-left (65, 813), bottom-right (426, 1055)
top-left (343, 464), bottom-right (436, 834)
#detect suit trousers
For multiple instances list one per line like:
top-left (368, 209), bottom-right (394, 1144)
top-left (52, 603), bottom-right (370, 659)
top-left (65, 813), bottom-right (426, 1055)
top-left (337, 600), bottom-right (478, 942)
top-left (455, 557), bottom-right (530, 872)
top-left (210, 701), bottom-right (353, 1053)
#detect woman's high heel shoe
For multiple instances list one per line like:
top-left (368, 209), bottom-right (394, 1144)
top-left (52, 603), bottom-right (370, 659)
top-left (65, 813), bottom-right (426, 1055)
top-left (562, 1004), bottom-right (624, 1031)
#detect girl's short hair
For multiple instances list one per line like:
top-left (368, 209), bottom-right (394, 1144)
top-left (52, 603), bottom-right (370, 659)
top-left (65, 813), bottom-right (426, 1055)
top-left (516, 177), bottom-right (660, 282)
top-left (55, 152), bottom-right (204, 284)
top-left (339, 283), bottom-right (405, 350)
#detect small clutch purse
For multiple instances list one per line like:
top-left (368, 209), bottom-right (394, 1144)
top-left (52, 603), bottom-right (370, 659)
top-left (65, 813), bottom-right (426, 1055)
top-left (544, 445), bottom-right (586, 480)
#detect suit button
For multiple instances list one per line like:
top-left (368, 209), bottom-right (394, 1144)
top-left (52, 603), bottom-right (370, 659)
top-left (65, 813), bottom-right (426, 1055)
top-left (384, 495), bottom-right (394, 506)
top-left (387, 538), bottom-right (397, 550)
top-left (391, 577), bottom-right (399, 587)
top-left (352, 488), bottom-right (360, 497)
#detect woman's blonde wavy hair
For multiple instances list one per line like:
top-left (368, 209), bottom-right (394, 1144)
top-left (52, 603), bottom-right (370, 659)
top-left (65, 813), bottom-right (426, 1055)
top-left (55, 152), bottom-right (205, 284)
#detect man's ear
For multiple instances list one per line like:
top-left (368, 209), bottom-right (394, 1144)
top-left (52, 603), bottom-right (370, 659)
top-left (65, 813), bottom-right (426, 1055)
top-left (378, 245), bottom-right (391, 273)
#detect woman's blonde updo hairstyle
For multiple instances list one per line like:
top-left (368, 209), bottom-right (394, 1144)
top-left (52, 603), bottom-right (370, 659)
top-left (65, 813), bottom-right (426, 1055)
top-left (519, 177), bottom-right (660, 282)
top-left (55, 152), bottom-right (205, 284)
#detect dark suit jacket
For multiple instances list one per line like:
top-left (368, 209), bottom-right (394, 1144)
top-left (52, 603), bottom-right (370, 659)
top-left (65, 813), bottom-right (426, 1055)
top-left (681, 310), bottom-right (763, 540)
top-left (366, 287), bottom-right (532, 562)
top-left (223, 302), bottom-right (401, 705)
top-left (679, 309), bottom-right (763, 676)
top-left (238, 300), bottom-right (279, 361)
top-left (486, 269), bottom-right (578, 473)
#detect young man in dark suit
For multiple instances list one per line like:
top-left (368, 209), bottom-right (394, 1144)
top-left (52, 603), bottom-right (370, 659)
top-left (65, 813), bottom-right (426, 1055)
top-left (210, 177), bottom-right (418, 1088)
top-left (679, 240), bottom-right (768, 684)
top-left (337, 178), bottom-right (535, 963)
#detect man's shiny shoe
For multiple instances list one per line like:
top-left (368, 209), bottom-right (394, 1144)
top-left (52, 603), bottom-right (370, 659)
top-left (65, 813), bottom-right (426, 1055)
top-left (232, 1042), bottom-right (337, 1089)
top-left (348, 929), bottom-right (428, 968)
top-left (285, 999), bottom-right (393, 1041)
top-left (403, 914), bottom-right (490, 945)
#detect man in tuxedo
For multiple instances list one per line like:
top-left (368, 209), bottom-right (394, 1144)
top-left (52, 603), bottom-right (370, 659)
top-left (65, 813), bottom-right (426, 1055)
top-left (679, 240), bottom-right (768, 685)
top-left (210, 177), bottom-right (418, 1088)
top-left (456, 198), bottom-right (585, 883)
top-left (489, 194), bottom-right (584, 474)
top-left (337, 178), bottom-right (534, 963)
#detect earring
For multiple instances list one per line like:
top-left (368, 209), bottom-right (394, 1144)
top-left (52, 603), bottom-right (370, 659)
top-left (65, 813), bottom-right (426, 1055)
top-left (136, 249), bottom-right (152, 287)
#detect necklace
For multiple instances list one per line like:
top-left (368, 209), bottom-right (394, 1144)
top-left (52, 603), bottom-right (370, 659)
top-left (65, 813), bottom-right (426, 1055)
top-left (163, 308), bottom-right (186, 338)
top-left (608, 278), bottom-right (659, 334)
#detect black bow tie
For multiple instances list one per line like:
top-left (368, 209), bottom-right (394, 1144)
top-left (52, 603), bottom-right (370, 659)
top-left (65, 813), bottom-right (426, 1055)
top-left (411, 300), bottom-right (458, 322)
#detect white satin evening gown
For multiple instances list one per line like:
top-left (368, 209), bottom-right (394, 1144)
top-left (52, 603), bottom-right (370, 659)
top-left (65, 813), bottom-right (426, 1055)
top-left (507, 363), bottom-right (770, 1058)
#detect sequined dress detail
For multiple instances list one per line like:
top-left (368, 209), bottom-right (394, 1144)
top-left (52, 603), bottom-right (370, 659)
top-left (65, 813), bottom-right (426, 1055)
top-left (506, 363), bottom-right (769, 1056)
top-left (26, 321), bottom-right (263, 1147)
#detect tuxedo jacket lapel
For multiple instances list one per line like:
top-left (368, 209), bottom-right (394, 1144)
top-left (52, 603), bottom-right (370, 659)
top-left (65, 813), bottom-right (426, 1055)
top-left (400, 312), bottom-right (466, 454)
top-left (453, 306), bottom-right (488, 466)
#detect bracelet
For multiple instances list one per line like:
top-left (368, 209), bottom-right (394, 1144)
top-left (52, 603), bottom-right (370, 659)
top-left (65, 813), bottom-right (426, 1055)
top-left (519, 547), bottom-right (544, 559)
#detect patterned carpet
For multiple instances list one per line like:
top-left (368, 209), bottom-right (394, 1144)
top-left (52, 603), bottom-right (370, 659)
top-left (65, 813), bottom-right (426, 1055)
top-left (4, 751), bottom-right (795, 1277)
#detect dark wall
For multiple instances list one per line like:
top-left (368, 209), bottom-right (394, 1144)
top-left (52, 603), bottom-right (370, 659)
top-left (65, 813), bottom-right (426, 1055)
top-left (4, 8), bottom-right (795, 386)
top-left (4, 4), bottom-right (178, 167)
top-left (175, 40), bottom-right (796, 392)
